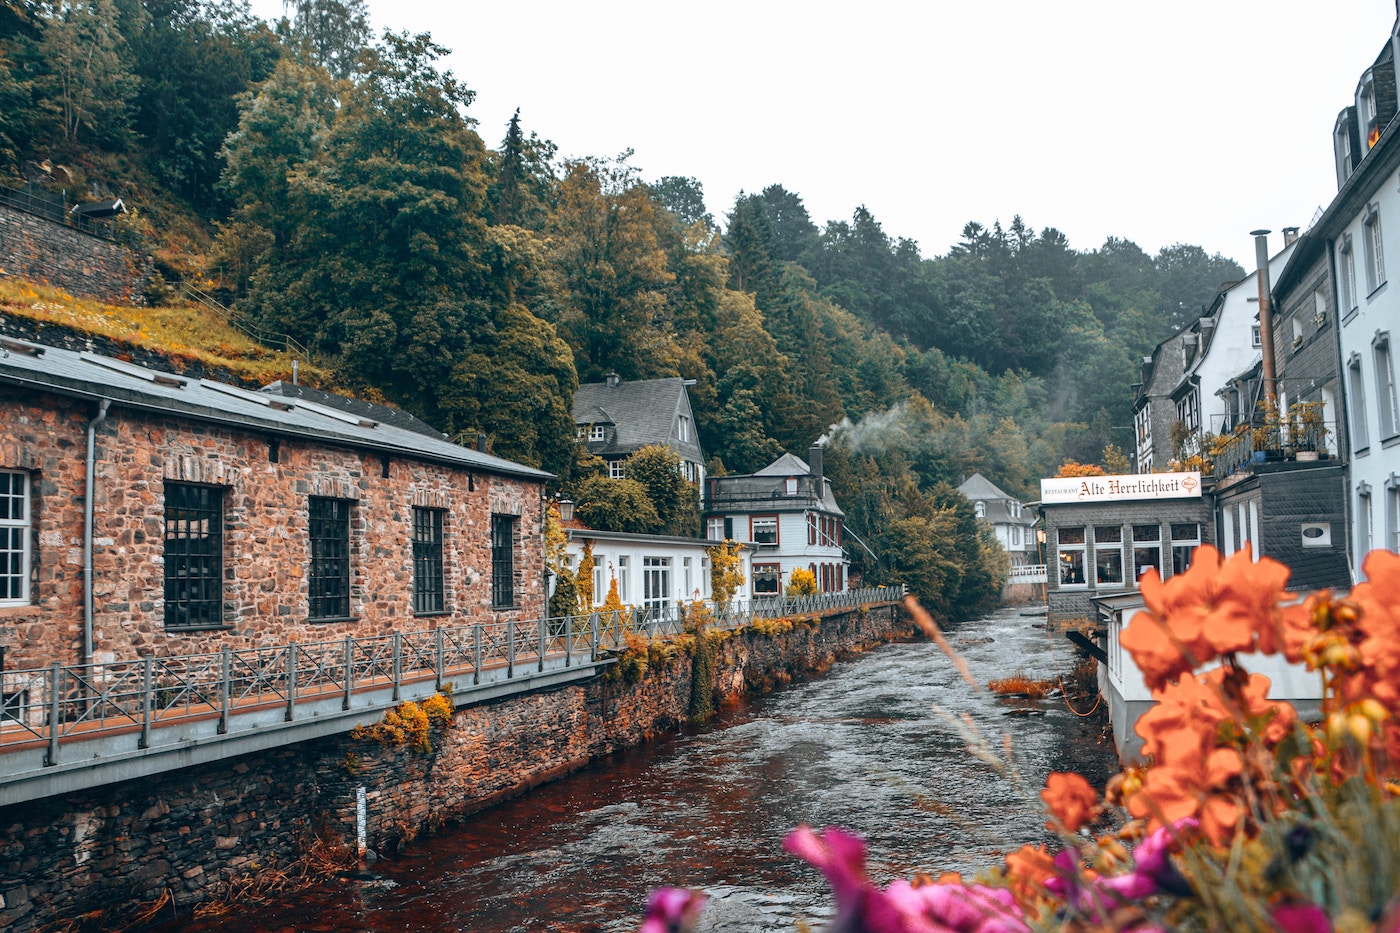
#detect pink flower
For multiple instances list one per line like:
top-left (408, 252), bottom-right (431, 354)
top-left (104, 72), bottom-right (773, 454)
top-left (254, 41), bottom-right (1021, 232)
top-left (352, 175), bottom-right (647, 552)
top-left (1269, 899), bottom-right (1333, 933)
top-left (784, 826), bottom-right (1028, 933)
top-left (784, 826), bottom-right (876, 929)
top-left (637, 887), bottom-right (707, 933)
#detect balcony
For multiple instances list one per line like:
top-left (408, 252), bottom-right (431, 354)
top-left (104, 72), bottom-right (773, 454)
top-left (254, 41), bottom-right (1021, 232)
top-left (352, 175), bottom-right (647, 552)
top-left (1212, 415), bottom-right (1338, 481)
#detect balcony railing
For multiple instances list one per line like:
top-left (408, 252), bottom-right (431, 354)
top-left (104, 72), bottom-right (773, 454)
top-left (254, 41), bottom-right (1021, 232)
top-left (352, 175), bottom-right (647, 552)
top-left (0, 587), bottom-right (902, 770)
top-left (1212, 418), bottom-right (1338, 480)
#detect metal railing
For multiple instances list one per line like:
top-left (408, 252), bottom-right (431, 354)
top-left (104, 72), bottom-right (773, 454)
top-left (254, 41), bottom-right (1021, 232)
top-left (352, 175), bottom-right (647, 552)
top-left (1213, 418), bottom-right (1339, 479)
top-left (1006, 564), bottom-right (1047, 583)
top-left (180, 281), bottom-right (312, 360)
top-left (0, 587), bottom-right (901, 766)
top-left (0, 182), bottom-right (145, 248)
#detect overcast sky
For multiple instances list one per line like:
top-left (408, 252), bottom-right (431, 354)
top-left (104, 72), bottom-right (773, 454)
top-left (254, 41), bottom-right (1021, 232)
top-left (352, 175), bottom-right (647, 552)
top-left (250, 1), bottom-right (1396, 268)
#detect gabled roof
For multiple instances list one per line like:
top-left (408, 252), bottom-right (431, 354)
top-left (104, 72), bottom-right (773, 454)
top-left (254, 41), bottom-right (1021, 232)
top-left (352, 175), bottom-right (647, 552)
top-left (958, 472), bottom-right (1011, 500)
top-left (959, 472), bottom-right (1035, 528)
top-left (0, 339), bottom-right (552, 481)
top-left (572, 376), bottom-right (704, 462)
top-left (754, 452), bottom-right (810, 476)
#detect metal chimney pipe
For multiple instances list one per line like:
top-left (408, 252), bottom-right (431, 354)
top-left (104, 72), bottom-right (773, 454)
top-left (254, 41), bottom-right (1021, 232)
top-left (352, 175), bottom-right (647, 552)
top-left (1251, 229), bottom-right (1278, 404)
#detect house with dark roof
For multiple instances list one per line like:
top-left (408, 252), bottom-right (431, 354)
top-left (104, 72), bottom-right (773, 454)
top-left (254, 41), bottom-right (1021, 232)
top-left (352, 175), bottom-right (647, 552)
top-left (957, 473), bottom-right (1037, 567)
top-left (703, 446), bottom-right (848, 595)
top-left (572, 373), bottom-right (705, 484)
top-left (0, 337), bottom-right (551, 671)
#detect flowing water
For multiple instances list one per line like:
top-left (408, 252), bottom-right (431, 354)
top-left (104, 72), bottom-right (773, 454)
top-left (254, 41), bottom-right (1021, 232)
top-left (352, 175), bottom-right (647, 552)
top-left (157, 605), bottom-right (1115, 933)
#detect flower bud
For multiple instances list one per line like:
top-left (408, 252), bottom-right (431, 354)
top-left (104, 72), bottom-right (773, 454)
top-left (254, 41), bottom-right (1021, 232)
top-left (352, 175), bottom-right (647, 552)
top-left (1347, 714), bottom-right (1373, 746)
top-left (1357, 698), bottom-right (1390, 724)
top-left (1326, 712), bottom-right (1349, 745)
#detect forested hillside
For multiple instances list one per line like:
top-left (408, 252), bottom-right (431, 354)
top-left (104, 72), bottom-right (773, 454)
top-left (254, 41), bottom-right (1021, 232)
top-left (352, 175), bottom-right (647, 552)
top-left (0, 0), bottom-right (1243, 620)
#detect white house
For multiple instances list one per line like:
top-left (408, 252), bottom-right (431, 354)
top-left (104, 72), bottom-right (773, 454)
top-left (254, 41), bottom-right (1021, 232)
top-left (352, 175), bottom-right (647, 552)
top-left (1321, 20), bottom-right (1400, 579)
top-left (563, 528), bottom-right (752, 615)
top-left (702, 446), bottom-right (849, 596)
top-left (1170, 239), bottom-right (1298, 454)
top-left (957, 472), bottom-right (1037, 567)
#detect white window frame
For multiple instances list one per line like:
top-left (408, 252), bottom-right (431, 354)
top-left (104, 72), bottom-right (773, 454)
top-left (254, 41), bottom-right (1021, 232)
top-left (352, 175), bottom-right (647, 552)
top-left (608, 460), bottom-right (626, 479)
top-left (1374, 334), bottom-right (1399, 440)
top-left (1340, 234), bottom-right (1358, 313)
top-left (1359, 71), bottom-right (1379, 148)
top-left (589, 424), bottom-right (607, 442)
top-left (592, 560), bottom-right (607, 606)
top-left (750, 515), bottom-right (778, 545)
top-left (1335, 110), bottom-right (1355, 187)
top-left (705, 517), bottom-right (726, 541)
top-left (1364, 204), bottom-right (1386, 294)
top-left (1358, 485), bottom-right (1374, 559)
top-left (1349, 353), bottom-right (1371, 451)
top-left (0, 470), bottom-right (31, 605)
top-left (642, 557), bottom-right (671, 614)
top-left (677, 415), bottom-right (691, 443)
top-left (616, 555), bottom-right (630, 603)
top-left (974, 501), bottom-right (985, 518)
top-left (1057, 526), bottom-right (1087, 589)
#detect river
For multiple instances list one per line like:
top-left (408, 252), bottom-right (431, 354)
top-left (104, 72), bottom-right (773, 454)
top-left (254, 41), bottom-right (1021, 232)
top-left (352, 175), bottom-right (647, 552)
top-left (155, 605), bottom-right (1116, 933)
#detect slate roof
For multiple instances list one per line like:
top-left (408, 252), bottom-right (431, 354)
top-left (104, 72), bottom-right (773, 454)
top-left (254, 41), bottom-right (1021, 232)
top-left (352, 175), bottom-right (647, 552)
top-left (572, 376), bottom-right (704, 463)
top-left (0, 338), bottom-right (552, 481)
top-left (958, 472), bottom-right (1035, 527)
top-left (707, 453), bottom-right (843, 515)
top-left (754, 452), bottom-right (810, 476)
top-left (261, 380), bottom-right (448, 440)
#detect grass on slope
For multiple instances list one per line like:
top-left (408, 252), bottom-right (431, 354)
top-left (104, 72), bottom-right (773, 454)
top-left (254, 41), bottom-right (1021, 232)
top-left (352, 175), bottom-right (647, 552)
top-left (0, 277), bottom-right (331, 388)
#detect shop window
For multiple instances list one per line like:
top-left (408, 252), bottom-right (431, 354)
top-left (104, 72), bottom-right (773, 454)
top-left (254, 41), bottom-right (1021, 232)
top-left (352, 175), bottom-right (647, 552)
top-left (1093, 526), bottom-right (1123, 586)
top-left (1057, 527), bottom-right (1086, 587)
top-left (1132, 524), bottom-right (1162, 584)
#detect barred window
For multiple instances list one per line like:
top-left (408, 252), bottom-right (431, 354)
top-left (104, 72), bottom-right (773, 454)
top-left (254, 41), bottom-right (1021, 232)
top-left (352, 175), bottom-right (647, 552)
top-left (0, 470), bottom-right (31, 605)
top-left (491, 514), bottom-right (516, 609)
top-left (413, 507), bottom-right (445, 615)
top-left (164, 483), bottom-right (224, 628)
top-left (309, 497), bottom-right (351, 620)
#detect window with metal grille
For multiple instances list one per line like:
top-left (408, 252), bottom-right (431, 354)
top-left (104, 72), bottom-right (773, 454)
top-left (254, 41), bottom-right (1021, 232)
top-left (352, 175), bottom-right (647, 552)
top-left (164, 483), bottom-right (224, 628)
top-left (0, 470), bottom-right (31, 605)
top-left (413, 507), bottom-right (445, 614)
top-left (309, 496), bottom-right (351, 620)
top-left (491, 514), bottom-right (516, 609)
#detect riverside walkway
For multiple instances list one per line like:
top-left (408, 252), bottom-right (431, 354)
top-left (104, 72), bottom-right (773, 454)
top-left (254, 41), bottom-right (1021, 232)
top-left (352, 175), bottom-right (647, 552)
top-left (0, 588), bottom-right (900, 805)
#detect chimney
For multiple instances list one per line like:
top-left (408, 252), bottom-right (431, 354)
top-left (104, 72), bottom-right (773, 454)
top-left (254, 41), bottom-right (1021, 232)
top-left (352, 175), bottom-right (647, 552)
top-left (1282, 226), bottom-right (1299, 245)
top-left (808, 443), bottom-right (823, 487)
top-left (606, 371), bottom-right (620, 388)
top-left (477, 432), bottom-right (488, 453)
top-left (1252, 229), bottom-right (1278, 404)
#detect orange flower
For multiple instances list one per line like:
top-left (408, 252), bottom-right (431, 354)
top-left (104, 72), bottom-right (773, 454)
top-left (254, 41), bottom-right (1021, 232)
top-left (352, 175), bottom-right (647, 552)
top-left (1041, 772), bottom-right (1098, 833)
top-left (1128, 668), bottom-right (1295, 845)
top-left (1123, 545), bottom-right (1292, 691)
top-left (1002, 844), bottom-right (1057, 902)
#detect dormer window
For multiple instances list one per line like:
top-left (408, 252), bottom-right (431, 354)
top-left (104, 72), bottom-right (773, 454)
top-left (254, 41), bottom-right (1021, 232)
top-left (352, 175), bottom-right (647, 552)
top-left (785, 477), bottom-right (798, 495)
top-left (589, 424), bottom-right (606, 442)
top-left (1359, 72), bottom-right (1380, 150)
top-left (974, 501), bottom-right (986, 518)
top-left (1336, 108), bottom-right (1357, 188)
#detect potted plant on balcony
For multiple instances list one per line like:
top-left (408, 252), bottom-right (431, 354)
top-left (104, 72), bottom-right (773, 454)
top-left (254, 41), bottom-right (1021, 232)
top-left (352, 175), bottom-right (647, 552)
top-left (1288, 399), bottom-right (1329, 460)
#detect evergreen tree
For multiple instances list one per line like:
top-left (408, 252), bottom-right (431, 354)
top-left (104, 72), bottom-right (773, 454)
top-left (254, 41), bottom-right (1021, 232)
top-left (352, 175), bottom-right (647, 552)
top-left (282, 0), bottom-right (369, 79)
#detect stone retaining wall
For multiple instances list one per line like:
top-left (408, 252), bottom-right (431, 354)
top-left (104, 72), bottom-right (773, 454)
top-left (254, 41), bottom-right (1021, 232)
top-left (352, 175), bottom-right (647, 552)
top-left (0, 204), bottom-right (152, 305)
top-left (0, 603), bottom-right (910, 932)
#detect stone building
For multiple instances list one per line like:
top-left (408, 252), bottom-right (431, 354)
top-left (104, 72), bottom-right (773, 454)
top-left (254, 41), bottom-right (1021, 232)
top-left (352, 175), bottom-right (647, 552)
top-left (0, 338), bottom-right (551, 671)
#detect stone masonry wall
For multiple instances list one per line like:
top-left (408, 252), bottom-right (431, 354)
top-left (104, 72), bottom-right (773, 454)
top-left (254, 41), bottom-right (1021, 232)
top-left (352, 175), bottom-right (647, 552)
top-left (0, 385), bottom-right (545, 670)
top-left (0, 204), bottom-right (153, 305)
top-left (0, 603), bottom-right (909, 932)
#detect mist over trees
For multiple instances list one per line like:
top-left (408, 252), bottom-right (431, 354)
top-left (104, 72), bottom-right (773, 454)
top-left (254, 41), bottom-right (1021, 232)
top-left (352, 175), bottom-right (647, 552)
top-left (0, 0), bottom-right (1243, 621)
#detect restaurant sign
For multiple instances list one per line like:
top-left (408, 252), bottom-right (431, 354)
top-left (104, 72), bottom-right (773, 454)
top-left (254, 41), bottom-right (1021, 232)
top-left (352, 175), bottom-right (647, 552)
top-left (1040, 471), bottom-right (1202, 504)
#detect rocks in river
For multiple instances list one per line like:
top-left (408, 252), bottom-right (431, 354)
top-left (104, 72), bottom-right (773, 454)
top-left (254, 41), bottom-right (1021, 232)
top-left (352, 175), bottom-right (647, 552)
top-left (1003, 708), bottom-right (1047, 717)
